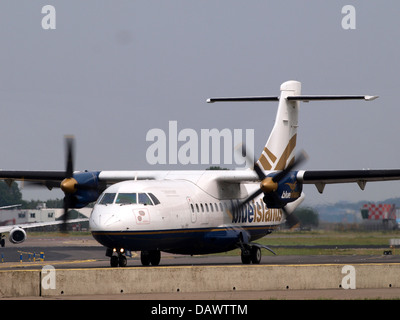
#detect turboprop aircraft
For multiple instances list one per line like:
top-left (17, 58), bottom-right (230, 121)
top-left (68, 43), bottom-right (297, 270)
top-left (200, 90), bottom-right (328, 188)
top-left (1, 80), bottom-right (399, 267)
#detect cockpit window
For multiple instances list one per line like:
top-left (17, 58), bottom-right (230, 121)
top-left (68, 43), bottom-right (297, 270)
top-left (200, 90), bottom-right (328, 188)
top-left (138, 193), bottom-right (153, 205)
top-left (98, 192), bottom-right (160, 206)
top-left (148, 193), bottom-right (160, 205)
top-left (116, 193), bottom-right (137, 205)
top-left (99, 193), bottom-right (116, 205)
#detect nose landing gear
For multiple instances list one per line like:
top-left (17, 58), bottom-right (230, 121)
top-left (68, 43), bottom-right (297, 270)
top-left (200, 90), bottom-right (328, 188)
top-left (106, 248), bottom-right (161, 267)
top-left (106, 248), bottom-right (129, 267)
top-left (110, 254), bottom-right (127, 267)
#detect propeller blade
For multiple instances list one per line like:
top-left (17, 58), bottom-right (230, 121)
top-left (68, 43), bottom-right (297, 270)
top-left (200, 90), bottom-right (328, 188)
top-left (61, 136), bottom-right (75, 232)
top-left (65, 136), bottom-right (75, 179)
top-left (61, 195), bottom-right (71, 233)
top-left (272, 150), bottom-right (308, 183)
top-left (284, 207), bottom-right (300, 229)
top-left (238, 143), bottom-right (266, 180)
top-left (236, 148), bottom-right (308, 229)
top-left (239, 189), bottom-right (264, 207)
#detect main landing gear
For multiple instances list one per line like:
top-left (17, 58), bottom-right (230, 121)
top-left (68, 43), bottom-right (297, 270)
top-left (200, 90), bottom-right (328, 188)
top-left (140, 250), bottom-right (161, 266)
top-left (240, 245), bottom-right (261, 264)
top-left (239, 241), bottom-right (276, 264)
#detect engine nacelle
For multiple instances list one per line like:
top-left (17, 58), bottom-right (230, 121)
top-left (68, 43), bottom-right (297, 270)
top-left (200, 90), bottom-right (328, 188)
top-left (70, 171), bottom-right (104, 208)
top-left (9, 227), bottom-right (27, 244)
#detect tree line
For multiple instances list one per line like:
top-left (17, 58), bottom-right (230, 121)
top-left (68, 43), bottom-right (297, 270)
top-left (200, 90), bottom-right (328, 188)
top-left (0, 181), bottom-right (64, 209)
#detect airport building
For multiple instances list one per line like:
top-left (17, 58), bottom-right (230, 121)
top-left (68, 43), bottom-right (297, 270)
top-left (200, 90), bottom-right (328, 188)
top-left (0, 203), bottom-right (91, 231)
top-left (361, 203), bottom-right (400, 230)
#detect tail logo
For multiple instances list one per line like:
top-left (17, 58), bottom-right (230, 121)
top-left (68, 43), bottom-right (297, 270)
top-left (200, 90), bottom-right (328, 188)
top-left (258, 134), bottom-right (297, 170)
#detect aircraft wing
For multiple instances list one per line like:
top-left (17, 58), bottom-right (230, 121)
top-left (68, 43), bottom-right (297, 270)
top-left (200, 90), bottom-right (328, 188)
top-left (0, 218), bottom-right (88, 234)
top-left (0, 170), bottom-right (65, 181)
top-left (0, 170), bottom-right (65, 190)
top-left (212, 170), bottom-right (260, 183)
top-left (2, 168), bottom-right (400, 204)
top-left (97, 171), bottom-right (168, 183)
top-left (297, 169), bottom-right (400, 193)
top-left (98, 170), bottom-right (261, 184)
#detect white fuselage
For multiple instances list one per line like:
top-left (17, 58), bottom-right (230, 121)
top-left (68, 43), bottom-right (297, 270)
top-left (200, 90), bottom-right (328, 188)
top-left (89, 173), bottom-right (286, 255)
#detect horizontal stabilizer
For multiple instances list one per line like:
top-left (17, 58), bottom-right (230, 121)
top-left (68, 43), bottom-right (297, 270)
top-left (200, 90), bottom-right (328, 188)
top-left (287, 95), bottom-right (379, 102)
top-left (206, 96), bottom-right (279, 103)
top-left (207, 95), bottom-right (378, 103)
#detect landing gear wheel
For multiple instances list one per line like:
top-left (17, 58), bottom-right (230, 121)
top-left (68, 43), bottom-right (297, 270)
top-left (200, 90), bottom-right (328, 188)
top-left (149, 250), bottom-right (161, 266)
top-left (251, 246), bottom-right (261, 264)
top-left (110, 255), bottom-right (119, 267)
top-left (118, 255), bottom-right (127, 267)
top-left (241, 246), bottom-right (262, 264)
top-left (141, 250), bottom-right (161, 266)
top-left (241, 249), bottom-right (251, 264)
top-left (141, 251), bottom-right (151, 266)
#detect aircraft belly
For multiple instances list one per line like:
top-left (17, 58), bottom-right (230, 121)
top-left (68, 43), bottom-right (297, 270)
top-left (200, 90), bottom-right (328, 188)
top-left (91, 224), bottom-right (278, 254)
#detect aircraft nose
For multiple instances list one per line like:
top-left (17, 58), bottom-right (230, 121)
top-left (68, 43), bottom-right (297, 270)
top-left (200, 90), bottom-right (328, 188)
top-left (90, 205), bottom-right (121, 230)
top-left (89, 207), bottom-right (101, 230)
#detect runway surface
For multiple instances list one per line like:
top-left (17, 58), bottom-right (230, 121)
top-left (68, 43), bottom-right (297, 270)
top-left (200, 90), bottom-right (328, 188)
top-left (2, 234), bottom-right (400, 300)
top-left (1, 234), bottom-right (399, 270)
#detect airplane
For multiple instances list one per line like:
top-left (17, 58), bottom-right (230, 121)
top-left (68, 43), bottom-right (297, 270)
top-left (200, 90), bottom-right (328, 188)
top-left (1, 80), bottom-right (400, 267)
top-left (0, 203), bottom-right (87, 247)
top-left (0, 216), bottom-right (88, 247)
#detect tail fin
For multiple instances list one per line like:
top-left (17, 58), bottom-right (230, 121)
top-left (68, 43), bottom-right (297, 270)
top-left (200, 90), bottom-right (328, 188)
top-left (257, 80), bottom-right (300, 171)
top-left (207, 80), bottom-right (377, 171)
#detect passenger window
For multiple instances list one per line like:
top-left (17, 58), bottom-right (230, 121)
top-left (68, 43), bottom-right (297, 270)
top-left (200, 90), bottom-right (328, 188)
top-left (196, 204), bottom-right (199, 212)
top-left (219, 203), bottom-right (223, 212)
top-left (209, 203), bottom-right (214, 212)
top-left (138, 193), bottom-right (153, 205)
top-left (200, 204), bottom-right (204, 212)
top-left (148, 193), bottom-right (160, 205)
top-left (214, 203), bottom-right (218, 212)
top-left (205, 203), bottom-right (209, 212)
top-left (99, 193), bottom-right (116, 205)
top-left (190, 204), bottom-right (194, 213)
top-left (116, 193), bottom-right (137, 205)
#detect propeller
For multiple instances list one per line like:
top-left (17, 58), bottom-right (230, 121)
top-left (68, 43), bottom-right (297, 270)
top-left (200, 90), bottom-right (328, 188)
top-left (59, 136), bottom-right (76, 232)
top-left (237, 144), bottom-right (307, 229)
top-left (17, 136), bottom-right (100, 232)
top-left (58, 136), bottom-right (105, 231)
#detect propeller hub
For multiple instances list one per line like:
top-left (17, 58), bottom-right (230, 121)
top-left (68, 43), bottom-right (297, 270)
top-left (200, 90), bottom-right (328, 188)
top-left (61, 177), bottom-right (78, 194)
top-left (260, 177), bottom-right (278, 194)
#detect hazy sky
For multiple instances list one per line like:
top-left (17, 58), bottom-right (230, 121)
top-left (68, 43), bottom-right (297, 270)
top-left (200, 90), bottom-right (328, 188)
top-left (0, 1), bottom-right (399, 206)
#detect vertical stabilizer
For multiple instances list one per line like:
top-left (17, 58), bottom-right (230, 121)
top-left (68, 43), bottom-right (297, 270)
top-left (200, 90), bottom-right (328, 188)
top-left (257, 80), bottom-right (301, 171)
